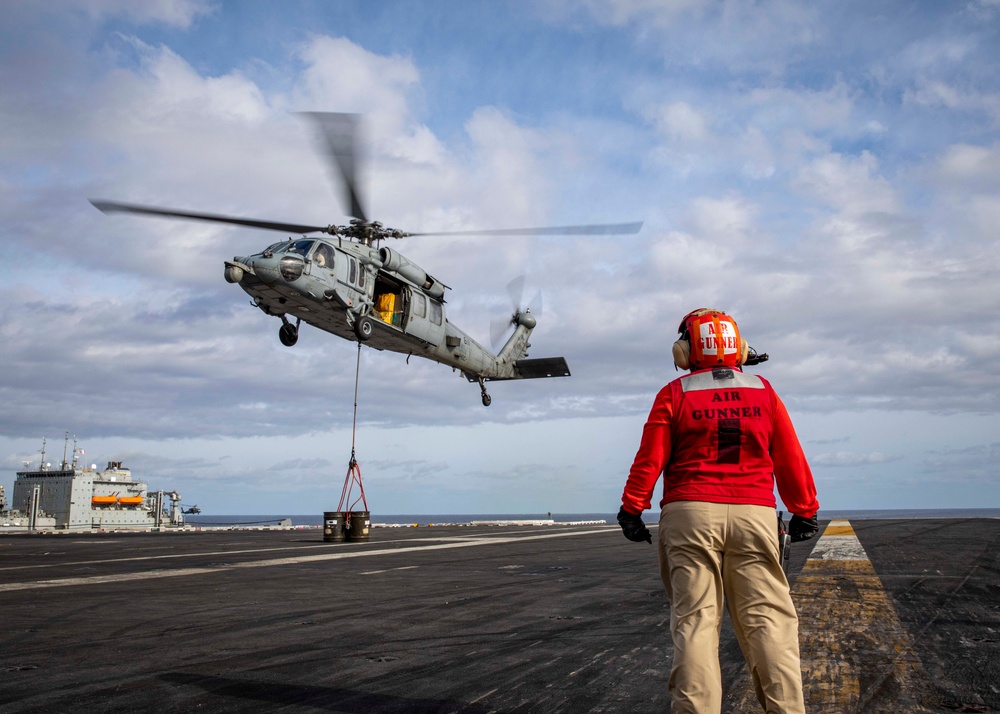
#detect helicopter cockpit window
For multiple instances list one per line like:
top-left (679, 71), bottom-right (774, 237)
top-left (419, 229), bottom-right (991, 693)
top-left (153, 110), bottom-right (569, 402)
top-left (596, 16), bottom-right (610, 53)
top-left (288, 239), bottom-right (315, 257)
top-left (312, 243), bottom-right (335, 269)
top-left (429, 299), bottom-right (443, 326)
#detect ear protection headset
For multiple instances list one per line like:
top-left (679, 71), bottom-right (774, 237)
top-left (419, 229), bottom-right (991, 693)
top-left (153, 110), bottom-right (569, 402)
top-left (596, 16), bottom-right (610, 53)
top-left (672, 308), bottom-right (749, 370)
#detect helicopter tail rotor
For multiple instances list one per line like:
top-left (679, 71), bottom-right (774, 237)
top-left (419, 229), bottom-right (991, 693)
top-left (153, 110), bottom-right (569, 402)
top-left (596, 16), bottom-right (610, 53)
top-left (490, 276), bottom-right (542, 349)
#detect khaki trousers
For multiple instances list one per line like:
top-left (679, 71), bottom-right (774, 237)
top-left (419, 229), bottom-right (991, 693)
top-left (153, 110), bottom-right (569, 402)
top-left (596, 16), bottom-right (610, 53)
top-left (658, 501), bottom-right (805, 714)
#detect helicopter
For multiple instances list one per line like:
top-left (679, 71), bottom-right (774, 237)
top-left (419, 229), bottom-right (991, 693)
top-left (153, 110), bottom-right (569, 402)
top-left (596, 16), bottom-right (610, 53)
top-left (91, 113), bottom-right (642, 406)
top-left (181, 505), bottom-right (202, 515)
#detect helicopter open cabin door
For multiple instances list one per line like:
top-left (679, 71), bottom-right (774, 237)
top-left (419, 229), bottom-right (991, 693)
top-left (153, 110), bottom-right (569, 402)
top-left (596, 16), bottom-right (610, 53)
top-left (402, 288), bottom-right (446, 344)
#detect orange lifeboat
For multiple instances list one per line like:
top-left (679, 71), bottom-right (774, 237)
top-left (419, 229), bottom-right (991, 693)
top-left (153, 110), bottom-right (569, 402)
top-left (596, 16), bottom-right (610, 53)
top-left (118, 495), bottom-right (144, 506)
top-left (92, 494), bottom-right (118, 506)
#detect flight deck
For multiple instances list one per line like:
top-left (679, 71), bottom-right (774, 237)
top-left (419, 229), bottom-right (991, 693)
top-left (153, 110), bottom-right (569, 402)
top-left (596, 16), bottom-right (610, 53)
top-left (1, 519), bottom-right (997, 713)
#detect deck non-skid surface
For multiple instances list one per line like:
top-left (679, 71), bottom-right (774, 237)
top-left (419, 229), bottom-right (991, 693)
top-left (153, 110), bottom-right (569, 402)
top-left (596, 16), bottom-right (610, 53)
top-left (1, 519), bottom-right (998, 713)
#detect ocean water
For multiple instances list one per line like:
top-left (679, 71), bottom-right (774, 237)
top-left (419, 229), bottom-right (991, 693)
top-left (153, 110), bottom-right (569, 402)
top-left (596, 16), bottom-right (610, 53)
top-left (183, 513), bottom-right (611, 527)
top-left (184, 508), bottom-right (1000, 528)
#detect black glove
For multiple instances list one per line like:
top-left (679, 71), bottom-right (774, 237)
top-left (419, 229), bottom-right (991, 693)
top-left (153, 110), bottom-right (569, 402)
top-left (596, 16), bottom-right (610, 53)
top-left (789, 514), bottom-right (819, 543)
top-left (617, 507), bottom-right (652, 544)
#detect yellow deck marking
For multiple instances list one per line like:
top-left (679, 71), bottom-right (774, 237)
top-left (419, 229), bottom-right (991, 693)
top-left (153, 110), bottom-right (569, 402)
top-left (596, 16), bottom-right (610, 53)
top-left (822, 523), bottom-right (856, 536)
top-left (729, 520), bottom-right (931, 712)
top-left (793, 520), bottom-right (931, 713)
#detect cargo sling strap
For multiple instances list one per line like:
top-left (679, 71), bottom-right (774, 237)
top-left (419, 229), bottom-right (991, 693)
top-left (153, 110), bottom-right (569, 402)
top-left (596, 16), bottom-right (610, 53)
top-left (338, 342), bottom-right (368, 514)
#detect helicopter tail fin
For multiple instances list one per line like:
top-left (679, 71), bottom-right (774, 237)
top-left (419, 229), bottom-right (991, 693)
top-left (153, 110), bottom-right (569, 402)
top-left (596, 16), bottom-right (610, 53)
top-left (476, 356), bottom-right (571, 382)
top-left (513, 357), bottom-right (571, 379)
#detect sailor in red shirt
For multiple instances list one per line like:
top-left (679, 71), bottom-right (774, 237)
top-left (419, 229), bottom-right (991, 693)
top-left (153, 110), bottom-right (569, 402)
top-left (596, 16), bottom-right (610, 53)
top-left (618, 308), bottom-right (819, 714)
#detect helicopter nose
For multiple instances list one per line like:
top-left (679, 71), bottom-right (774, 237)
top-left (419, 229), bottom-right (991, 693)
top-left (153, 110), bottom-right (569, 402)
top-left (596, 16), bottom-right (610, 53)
top-left (224, 259), bottom-right (245, 283)
top-left (240, 254), bottom-right (281, 284)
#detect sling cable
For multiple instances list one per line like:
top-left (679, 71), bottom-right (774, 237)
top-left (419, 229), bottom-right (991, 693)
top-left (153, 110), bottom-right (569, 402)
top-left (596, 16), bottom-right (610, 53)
top-left (334, 342), bottom-right (369, 540)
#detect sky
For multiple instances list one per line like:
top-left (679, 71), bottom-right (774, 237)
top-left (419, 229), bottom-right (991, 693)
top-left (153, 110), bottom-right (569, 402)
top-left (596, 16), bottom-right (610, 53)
top-left (1, 0), bottom-right (998, 516)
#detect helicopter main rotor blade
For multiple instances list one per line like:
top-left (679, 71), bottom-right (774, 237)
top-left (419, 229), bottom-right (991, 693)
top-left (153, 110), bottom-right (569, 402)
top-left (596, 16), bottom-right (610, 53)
top-left (89, 200), bottom-right (329, 235)
top-left (300, 112), bottom-right (368, 223)
top-left (405, 221), bottom-right (644, 237)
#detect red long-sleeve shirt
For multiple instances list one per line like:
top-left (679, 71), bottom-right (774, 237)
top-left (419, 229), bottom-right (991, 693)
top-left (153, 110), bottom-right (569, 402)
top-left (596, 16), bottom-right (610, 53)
top-left (621, 367), bottom-right (818, 518)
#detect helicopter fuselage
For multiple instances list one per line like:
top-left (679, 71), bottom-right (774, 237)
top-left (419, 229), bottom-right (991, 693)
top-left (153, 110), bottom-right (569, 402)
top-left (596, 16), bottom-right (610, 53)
top-left (88, 113), bottom-right (626, 405)
top-left (224, 237), bottom-right (569, 403)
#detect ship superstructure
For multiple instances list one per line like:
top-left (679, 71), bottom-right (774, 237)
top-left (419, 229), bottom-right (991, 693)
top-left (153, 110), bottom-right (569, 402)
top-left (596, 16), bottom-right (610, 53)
top-left (4, 436), bottom-right (186, 530)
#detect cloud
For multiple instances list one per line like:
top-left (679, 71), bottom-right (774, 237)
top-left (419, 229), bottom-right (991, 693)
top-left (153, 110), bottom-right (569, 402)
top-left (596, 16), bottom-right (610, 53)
top-left (904, 80), bottom-right (1000, 119)
top-left (2, 2), bottom-right (1000, 514)
top-left (650, 101), bottom-right (710, 143)
top-left (793, 151), bottom-right (898, 218)
top-left (811, 451), bottom-right (902, 467)
top-left (268, 458), bottom-right (334, 472)
top-left (937, 142), bottom-right (1000, 190)
top-left (3, 0), bottom-right (213, 30)
top-left (548, 0), bottom-right (818, 74)
top-left (78, 0), bottom-right (212, 27)
top-left (292, 36), bottom-right (421, 121)
top-left (967, 0), bottom-right (1000, 19)
top-left (921, 443), bottom-right (1000, 477)
top-left (807, 436), bottom-right (851, 445)
top-left (542, 0), bottom-right (709, 29)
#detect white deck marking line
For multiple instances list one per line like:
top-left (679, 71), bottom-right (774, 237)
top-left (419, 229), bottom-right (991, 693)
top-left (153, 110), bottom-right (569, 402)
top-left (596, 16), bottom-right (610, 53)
top-left (0, 528), bottom-right (609, 593)
top-left (360, 566), bottom-right (420, 575)
top-left (0, 529), bottom-right (602, 573)
top-left (468, 688), bottom-right (499, 705)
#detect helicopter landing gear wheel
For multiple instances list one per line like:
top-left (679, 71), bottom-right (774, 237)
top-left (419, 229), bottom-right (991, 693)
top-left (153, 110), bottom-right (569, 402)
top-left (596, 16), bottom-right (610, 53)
top-left (478, 378), bottom-right (492, 407)
top-left (354, 315), bottom-right (374, 342)
top-left (278, 318), bottom-right (299, 347)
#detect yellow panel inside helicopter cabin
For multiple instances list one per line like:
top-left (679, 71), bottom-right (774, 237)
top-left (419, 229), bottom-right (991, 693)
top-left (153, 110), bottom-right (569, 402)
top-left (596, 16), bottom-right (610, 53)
top-left (376, 293), bottom-right (396, 323)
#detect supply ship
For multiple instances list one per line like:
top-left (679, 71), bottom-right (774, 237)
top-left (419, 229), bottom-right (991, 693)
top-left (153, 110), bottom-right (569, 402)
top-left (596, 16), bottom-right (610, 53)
top-left (1, 436), bottom-right (186, 530)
